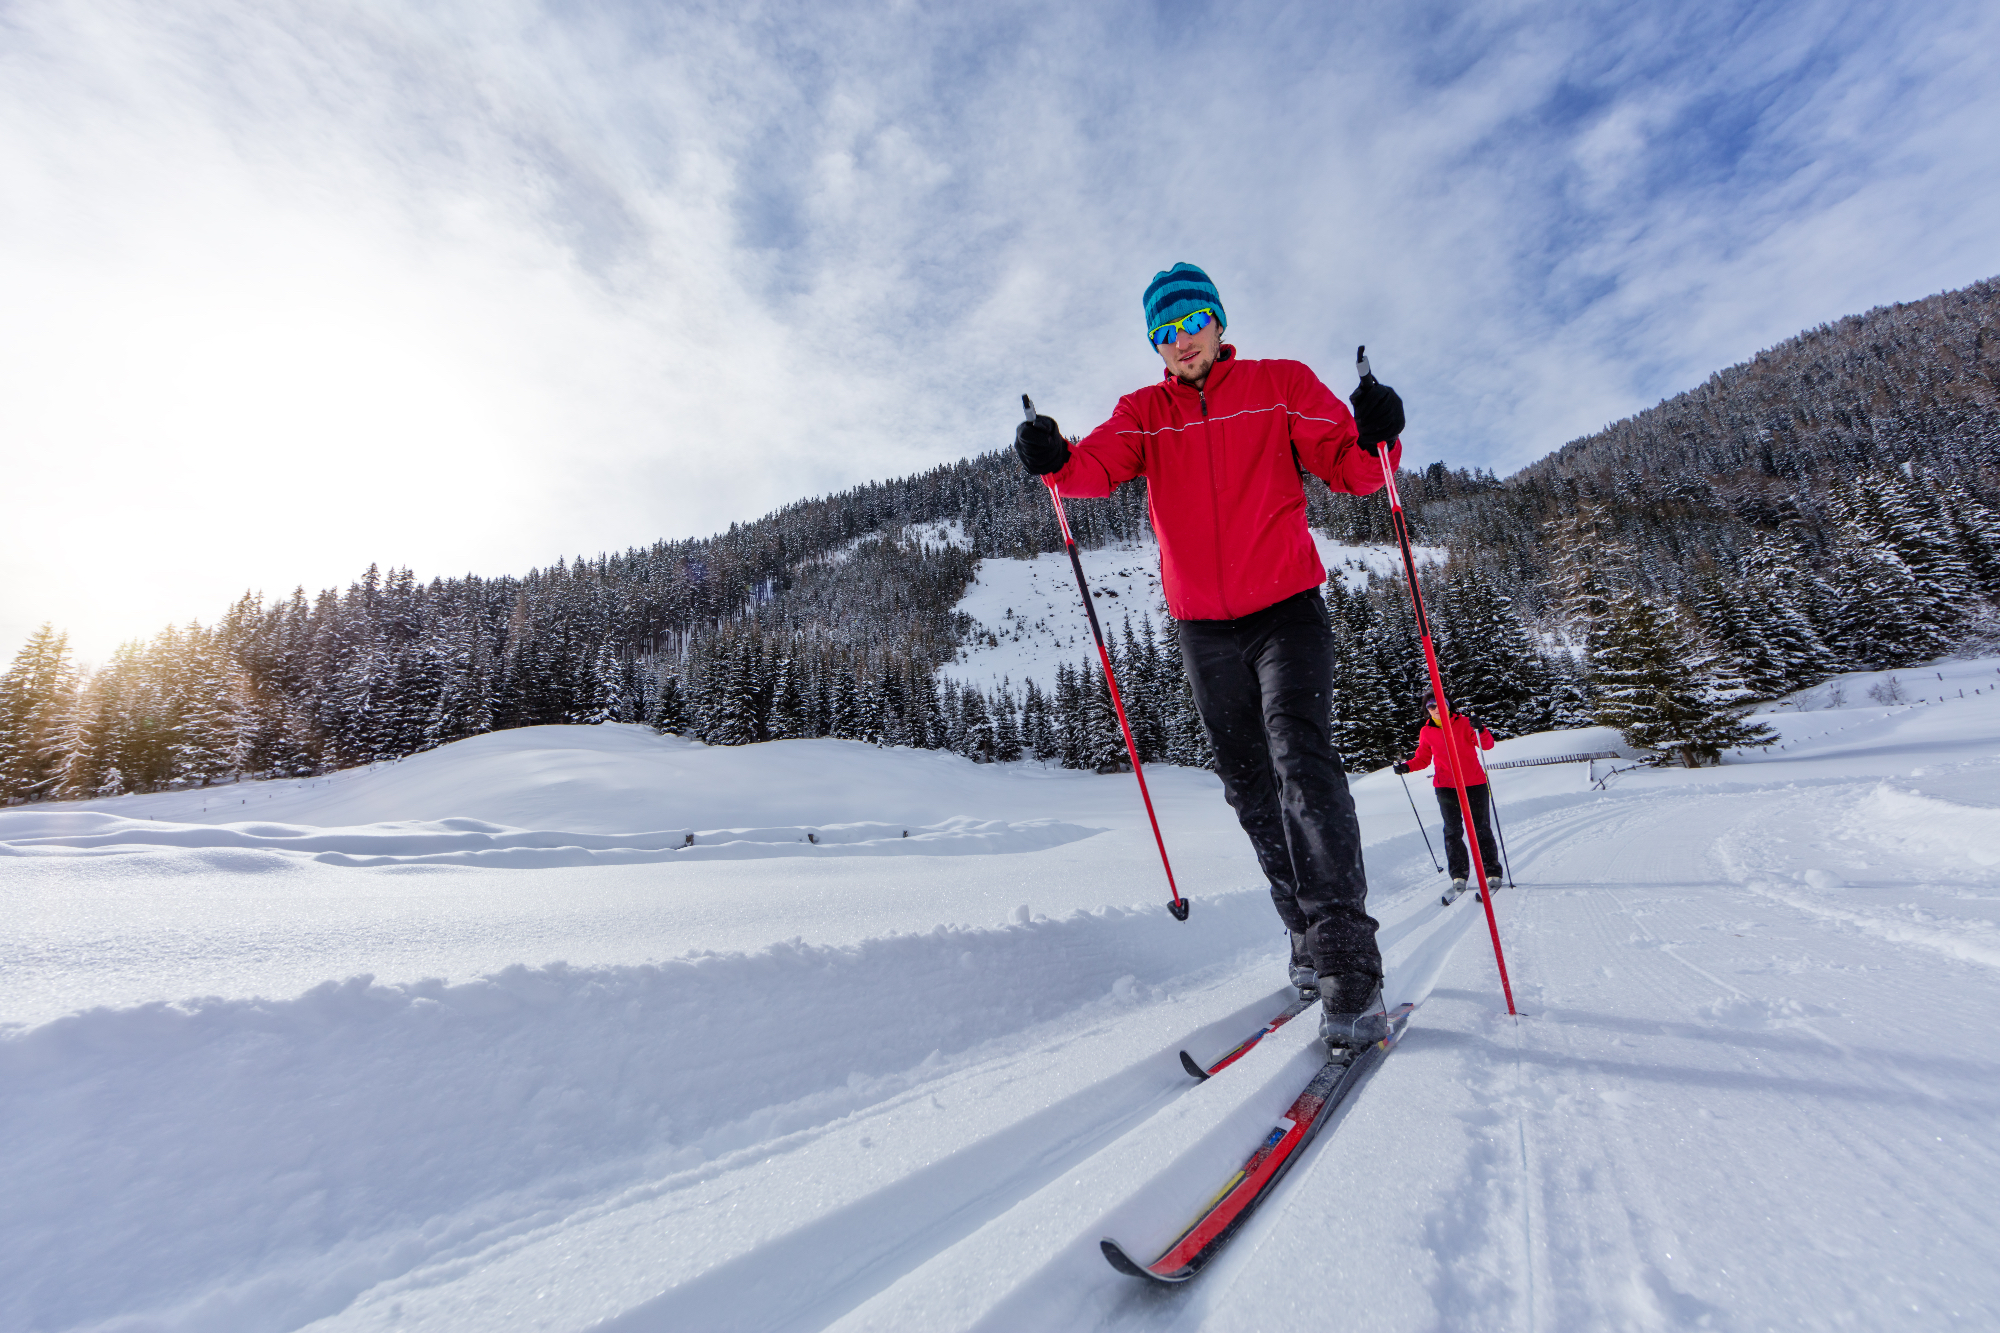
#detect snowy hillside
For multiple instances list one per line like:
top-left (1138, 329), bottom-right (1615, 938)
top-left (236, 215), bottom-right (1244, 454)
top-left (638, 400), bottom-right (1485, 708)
top-left (5, 658), bottom-right (2000, 1330)
top-left (944, 535), bottom-right (1444, 693)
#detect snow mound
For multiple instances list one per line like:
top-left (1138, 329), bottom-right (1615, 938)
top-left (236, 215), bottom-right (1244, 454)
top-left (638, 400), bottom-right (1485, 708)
top-left (23, 724), bottom-right (1108, 837)
top-left (0, 812), bottom-right (1099, 869)
top-left (1851, 783), bottom-right (2000, 869)
top-left (0, 891), bottom-right (1278, 1333)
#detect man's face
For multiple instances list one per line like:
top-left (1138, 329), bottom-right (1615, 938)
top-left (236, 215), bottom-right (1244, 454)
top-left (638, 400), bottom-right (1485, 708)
top-left (1155, 312), bottom-right (1224, 385)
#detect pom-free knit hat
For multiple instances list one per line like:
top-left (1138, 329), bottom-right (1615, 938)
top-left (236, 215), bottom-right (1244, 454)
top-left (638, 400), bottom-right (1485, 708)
top-left (1143, 263), bottom-right (1226, 342)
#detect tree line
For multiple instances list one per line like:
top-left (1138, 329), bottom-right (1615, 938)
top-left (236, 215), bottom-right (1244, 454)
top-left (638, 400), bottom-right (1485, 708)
top-left (4, 277), bottom-right (1997, 799)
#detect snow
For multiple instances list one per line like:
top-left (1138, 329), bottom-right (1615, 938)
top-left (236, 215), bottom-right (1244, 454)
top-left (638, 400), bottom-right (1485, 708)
top-left (5, 658), bottom-right (2000, 1330)
top-left (944, 535), bottom-right (1445, 693)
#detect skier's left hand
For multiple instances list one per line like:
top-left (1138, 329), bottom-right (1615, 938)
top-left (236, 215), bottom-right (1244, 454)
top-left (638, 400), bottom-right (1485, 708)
top-left (1015, 414), bottom-right (1071, 475)
top-left (1350, 379), bottom-right (1404, 455)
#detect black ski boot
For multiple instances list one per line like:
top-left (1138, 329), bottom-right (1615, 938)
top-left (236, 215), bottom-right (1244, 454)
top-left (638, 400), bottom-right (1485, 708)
top-left (1317, 973), bottom-right (1389, 1049)
top-left (1289, 932), bottom-right (1318, 998)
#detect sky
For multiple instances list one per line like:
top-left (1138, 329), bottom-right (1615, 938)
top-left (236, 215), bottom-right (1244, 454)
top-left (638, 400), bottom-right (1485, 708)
top-left (4, 0), bottom-right (1998, 664)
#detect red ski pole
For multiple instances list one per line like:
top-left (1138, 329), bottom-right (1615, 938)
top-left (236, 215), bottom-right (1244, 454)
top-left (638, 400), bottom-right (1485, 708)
top-left (1025, 394), bottom-right (1189, 921)
top-left (1357, 348), bottom-right (1516, 1014)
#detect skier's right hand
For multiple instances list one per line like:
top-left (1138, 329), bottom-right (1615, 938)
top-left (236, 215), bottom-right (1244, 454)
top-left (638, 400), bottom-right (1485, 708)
top-left (1015, 414), bottom-right (1070, 475)
top-left (1392, 761), bottom-right (1410, 775)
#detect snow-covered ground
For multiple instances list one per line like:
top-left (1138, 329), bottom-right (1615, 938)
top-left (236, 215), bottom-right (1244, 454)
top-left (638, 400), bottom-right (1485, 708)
top-left (945, 535), bottom-right (1443, 693)
top-left (5, 658), bottom-right (2000, 1331)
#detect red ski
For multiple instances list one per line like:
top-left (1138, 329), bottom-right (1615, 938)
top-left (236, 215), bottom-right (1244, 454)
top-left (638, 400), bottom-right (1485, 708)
top-left (1105, 1002), bottom-right (1416, 1284)
top-left (1178, 994), bottom-right (1317, 1081)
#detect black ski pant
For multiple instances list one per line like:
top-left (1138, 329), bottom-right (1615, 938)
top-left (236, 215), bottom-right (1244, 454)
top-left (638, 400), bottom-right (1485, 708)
top-left (1178, 589), bottom-right (1382, 981)
top-left (1435, 783), bottom-right (1501, 883)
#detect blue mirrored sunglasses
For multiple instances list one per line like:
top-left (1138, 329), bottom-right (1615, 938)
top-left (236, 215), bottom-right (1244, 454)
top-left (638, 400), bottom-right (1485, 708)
top-left (1149, 307), bottom-right (1217, 347)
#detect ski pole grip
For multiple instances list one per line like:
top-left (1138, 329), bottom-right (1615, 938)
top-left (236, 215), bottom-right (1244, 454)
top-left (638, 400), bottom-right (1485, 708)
top-left (1022, 393), bottom-right (1037, 423)
top-left (1356, 344), bottom-right (1377, 387)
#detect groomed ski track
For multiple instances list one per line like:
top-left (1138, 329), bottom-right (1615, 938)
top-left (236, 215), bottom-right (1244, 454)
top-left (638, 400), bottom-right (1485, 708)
top-left (6, 659), bottom-right (2000, 1329)
top-left (256, 786), bottom-right (2000, 1331)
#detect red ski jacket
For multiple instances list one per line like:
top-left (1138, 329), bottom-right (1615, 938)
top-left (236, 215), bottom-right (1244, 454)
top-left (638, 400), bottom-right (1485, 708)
top-left (1050, 346), bottom-right (1400, 622)
top-left (1406, 714), bottom-right (1495, 789)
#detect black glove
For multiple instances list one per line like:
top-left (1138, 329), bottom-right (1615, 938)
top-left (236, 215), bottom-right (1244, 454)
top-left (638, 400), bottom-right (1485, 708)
top-left (1350, 380), bottom-right (1404, 456)
top-left (1392, 761), bottom-right (1410, 775)
top-left (1015, 414), bottom-right (1070, 476)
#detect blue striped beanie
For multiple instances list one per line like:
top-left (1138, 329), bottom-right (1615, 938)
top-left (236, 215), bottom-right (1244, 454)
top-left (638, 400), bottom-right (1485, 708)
top-left (1143, 263), bottom-right (1226, 342)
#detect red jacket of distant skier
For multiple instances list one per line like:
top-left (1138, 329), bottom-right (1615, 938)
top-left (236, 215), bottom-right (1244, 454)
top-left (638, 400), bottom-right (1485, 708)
top-left (1050, 347), bottom-right (1401, 622)
top-left (1406, 713), bottom-right (1495, 788)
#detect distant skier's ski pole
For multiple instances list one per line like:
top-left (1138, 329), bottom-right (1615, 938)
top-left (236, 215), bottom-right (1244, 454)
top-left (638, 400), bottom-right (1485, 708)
top-left (1358, 348), bottom-right (1515, 1014)
top-left (1486, 772), bottom-right (1514, 886)
top-left (1397, 767), bottom-right (1443, 872)
top-left (1024, 394), bottom-right (1189, 922)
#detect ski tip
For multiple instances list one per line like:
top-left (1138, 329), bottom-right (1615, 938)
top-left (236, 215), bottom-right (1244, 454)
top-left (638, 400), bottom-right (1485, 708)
top-left (1101, 1238), bottom-right (1191, 1284)
top-left (1180, 1050), bottom-right (1211, 1081)
top-left (1101, 1238), bottom-right (1151, 1278)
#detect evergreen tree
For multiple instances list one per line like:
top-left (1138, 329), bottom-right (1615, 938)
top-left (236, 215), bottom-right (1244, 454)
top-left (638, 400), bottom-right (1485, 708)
top-left (649, 672), bottom-right (692, 735)
top-left (0, 624), bottom-right (78, 803)
top-left (1542, 503), bottom-right (1630, 653)
top-left (992, 684), bottom-right (1024, 762)
top-left (1823, 521), bottom-right (1950, 668)
top-left (706, 640), bottom-right (765, 744)
top-left (830, 670), bottom-right (862, 740)
top-left (1935, 480), bottom-right (2000, 601)
top-left (1542, 651), bottom-right (1597, 730)
top-left (576, 643), bottom-right (623, 725)
top-left (1432, 567), bottom-right (1546, 737)
top-left (959, 688), bottom-right (994, 760)
top-left (1328, 619), bottom-right (1402, 770)
top-left (768, 656), bottom-right (808, 740)
top-left (1591, 590), bottom-right (1775, 767)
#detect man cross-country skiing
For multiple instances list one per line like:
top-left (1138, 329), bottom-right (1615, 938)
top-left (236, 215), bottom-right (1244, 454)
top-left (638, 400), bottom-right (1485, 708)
top-left (1013, 263), bottom-right (1406, 1048)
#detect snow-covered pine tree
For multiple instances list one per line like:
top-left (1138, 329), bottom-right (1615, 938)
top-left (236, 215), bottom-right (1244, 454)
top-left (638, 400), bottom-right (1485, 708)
top-left (420, 618), bottom-right (493, 749)
top-left (1823, 519), bottom-right (1951, 669)
top-left (857, 674), bottom-right (889, 746)
top-left (648, 671), bottom-right (692, 735)
top-left (1085, 651), bottom-right (1127, 770)
top-left (1019, 678), bottom-right (1053, 764)
top-left (1591, 589), bottom-right (1775, 767)
top-left (905, 661), bottom-right (945, 749)
top-left (1688, 574), bottom-right (1788, 700)
top-left (959, 687), bottom-right (994, 760)
top-left (1432, 566), bottom-right (1547, 737)
top-left (168, 625), bottom-right (236, 788)
top-left (992, 684), bottom-right (1023, 762)
top-left (1542, 502), bottom-right (1631, 654)
top-left (705, 639), bottom-right (765, 744)
top-left (1152, 617), bottom-right (1212, 769)
top-left (1933, 479), bottom-right (2000, 603)
top-left (575, 642), bottom-right (623, 725)
top-left (1542, 650), bottom-right (1597, 729)
top-left (1054, 662), bottom-right (1089, 769)
top-left (0, 624), bottom-right (78, 803)
top-left (768, 656), bottom-right (808, 739)
top-left (829, 670), bottom-right (861, 740)
top-left (1327, 620), bottom-right (1402, 771)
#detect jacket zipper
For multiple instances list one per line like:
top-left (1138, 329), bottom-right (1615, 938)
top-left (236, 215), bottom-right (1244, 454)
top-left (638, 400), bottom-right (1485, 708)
top-left (1200, 387), bottom-right (1229, 619)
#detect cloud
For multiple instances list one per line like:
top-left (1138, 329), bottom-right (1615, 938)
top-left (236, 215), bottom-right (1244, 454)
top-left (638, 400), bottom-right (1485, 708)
top-left (3, 0), bottom-right (1997, 660)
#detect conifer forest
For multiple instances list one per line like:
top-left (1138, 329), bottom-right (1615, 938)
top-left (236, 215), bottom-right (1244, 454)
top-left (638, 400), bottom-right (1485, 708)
top-left (4, 277), bottom-right (1998, 803)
